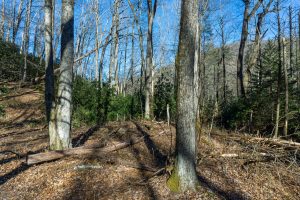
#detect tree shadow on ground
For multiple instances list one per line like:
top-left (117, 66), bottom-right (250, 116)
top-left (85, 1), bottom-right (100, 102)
top-left (0, 148), bottom-right (45, 186)
top-left (62, 121), bottom-right (159, 200)
top-left (133, 121), bottom-right (167, 167)
top-left (197, 174), bottom-right (250, 200)
top-left (72, 125), bottom-right (100, 147)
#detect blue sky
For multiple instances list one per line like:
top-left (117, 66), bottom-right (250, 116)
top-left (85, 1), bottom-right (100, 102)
top-left (1, 0), bottom-right (300, 79)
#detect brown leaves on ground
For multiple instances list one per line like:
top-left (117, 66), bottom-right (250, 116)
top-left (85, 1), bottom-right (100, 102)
top-left (0, 83), bottom-right (299, 199)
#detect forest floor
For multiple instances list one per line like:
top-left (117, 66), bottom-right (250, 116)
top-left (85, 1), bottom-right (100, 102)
top-left (0, 82), bottom-right (299, 200)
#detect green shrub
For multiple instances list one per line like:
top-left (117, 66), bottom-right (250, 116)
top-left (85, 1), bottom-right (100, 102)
top-left (153, 73), bottom-right (176, 121)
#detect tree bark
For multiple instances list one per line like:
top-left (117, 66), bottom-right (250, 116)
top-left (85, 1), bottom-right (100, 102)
top-left (12, 0), bottom-right (24, 43)
top-left (109, 0), bottom-right (120, 87)
top-left (22, 0), bottom-right (33, 82)
top-left (282, 38), bottom-right (288, 136)
top-left (44, 0), bottom-right (55, 128)
top-left (145, 0), bottom-right (157, 119)
top-left (0, 0), bottom-right (5, 39)
top-left (274, 0), bottom-right (282, 139)
top-left (167, 0), bottom-right (199, 192)
top-left (94, 0), bottom-right (100, 81)
top-left (237, 0), bottom-right (262, 97)
top-left (288, 6), bottom-right (293, 77)
top-left (245, 0), bottom-right (273, 92)
top-left (51, 0), bottom-right (74, 150)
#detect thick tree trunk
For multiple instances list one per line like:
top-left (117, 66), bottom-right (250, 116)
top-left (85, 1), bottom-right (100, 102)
top-left (167, 0), bottom-right (199, 192)
top-left (51, 0), bottom-right (74, 150)
top-left (22, 0), bottom-right (33, 82)
top-left (44, 0), bottom-right (55, 125)
top-left (144, 0), bottom-right (157, 119)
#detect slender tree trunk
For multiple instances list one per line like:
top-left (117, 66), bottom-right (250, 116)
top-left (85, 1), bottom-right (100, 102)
top-left (246, 0), bottom-right (273, 91)
top-left (51, 0), bottom-right (74, 150)
top-left (145, 0), bottom-right (157, 119)
top-left (0, 0), bottom-right (5, 39)
top-left (123, 31), bottom-right (128, 96)
top-left (94, 0), bottom-right (100, 81)
top-left (99, 34), bottom-right (110, 87)
top-left (12, 0), bottom-right (24, 43)
top-left (289, 6), bottom-right (293, 77)
top-left (237, 0), bottom-right (262, 97)
top-left (274, 0), bottom-right (282, 139)
top-left (127, 0), bottom-right (145, 108)
top-left (22, 0), bottom-right (33, 82)
top-left (109, 0), bottom-right (120, 87)
top-left (167, 0), bottom-right (199, 192)
top-left (298, 12), bottom-right (300, 89)
top-left (52, 0), bottom-right (56, 63)
top-left (220, 17), bottom-right (226, 103)
top-left (283, 38), bottom-right (289, 136)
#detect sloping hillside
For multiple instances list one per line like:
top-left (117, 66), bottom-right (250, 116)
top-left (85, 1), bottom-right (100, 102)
top-left (0, 83), bottom-right (299, 199)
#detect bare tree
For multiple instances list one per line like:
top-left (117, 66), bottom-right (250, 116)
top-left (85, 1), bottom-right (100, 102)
top-left (12, 0), bottom-right (24, 43)
top-left (283, 38), bottom-right (288, 136)
top-left (50, 0), bottom-right (74, 150)
top-left (0, 0), bottom-right (5, 39)
top-left (94, 0), bottom-right (100, 81)
top-left (144, 0), bottom-right (157, 119)
top-left (167, 0), bottom-right (199, 192)
top-left (237, 0), bottom-right (262, 97)
top-left (245, 0), bottom-right (273, 92)
top-left (274, 0), bottom-right (282, 139)
top-left (109, 0), bottom-right (120, 88)
top-left (44, 0), bottom-right (56, 149)
top-left (22, 0), bottom-right (33, 82)
top-left (288, 6), bottom-right (293, 76)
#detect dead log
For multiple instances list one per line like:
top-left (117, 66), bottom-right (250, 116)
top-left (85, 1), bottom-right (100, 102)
top-left (26, 136), bottom-right (145, 165)
top-left (26, 130), bottom-right (166, 165)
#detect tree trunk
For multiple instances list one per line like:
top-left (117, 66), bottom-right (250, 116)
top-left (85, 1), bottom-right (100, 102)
top-left (109, 0), bottom-right (120, 87)
top-left (0, 0), bottom-right (5, 39)
top-left (245, 0), bottom-right (273, 92)
top-left (167, 0), bottom-right (199, 192)
top-left (44, 0), bottom-right (55, 125)
top-left (144, 0), bottom-right (157, 119)
top-left (94, 0), bottom-right (100, 81)
top-left (274, 0), bottom-right (282, 139)
top-left (51, 0), bottom-right (74, 150)
top-left (237, 0), bottom-right (262, 97)
top-left (289, 6), bottom-right (293, 77)
top-left (22, 0), bottom-right (33, 82)
top-left (282, 38), bottom-right (288, 136)
top-left (123, 31), bottom-right (128, 96)
top-left (12, 0), bottom-right (24, 43)
top-left (127, 0), bottom-right (145, 109)
top-left (219, 17), bottom-right (227, 103)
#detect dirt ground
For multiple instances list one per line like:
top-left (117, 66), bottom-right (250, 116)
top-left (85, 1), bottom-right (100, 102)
top-left (0, 83), bottom-right (299, 200)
